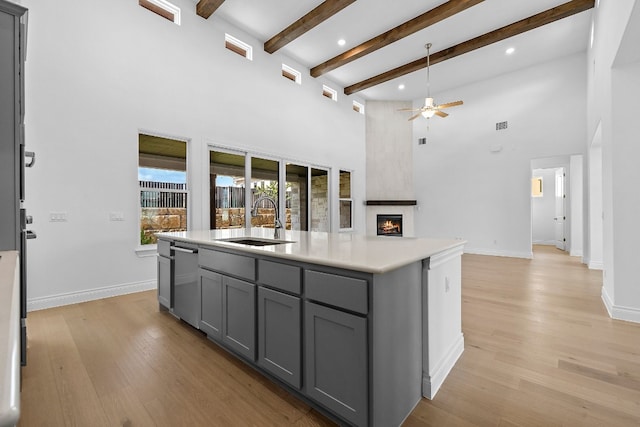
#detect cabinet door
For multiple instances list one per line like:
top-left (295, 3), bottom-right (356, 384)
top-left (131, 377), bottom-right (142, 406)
top-left (222, 276), bottom-right (256, 360)
top-left (305, 301), bottom-right (368, 427)
top-left (157, 255), bottom-right (172, 309)
top-left (200, 268), bottom-right (222, 340)
top-left (258, 287), bottom-right (301, 389)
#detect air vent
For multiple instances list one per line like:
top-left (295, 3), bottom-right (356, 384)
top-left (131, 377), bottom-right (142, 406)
top-left (418, 137), bottom-right (427, 145)
top-left (496, 121), bottom-right (508, 131)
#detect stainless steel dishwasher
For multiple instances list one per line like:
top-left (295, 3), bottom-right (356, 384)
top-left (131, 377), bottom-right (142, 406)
top-left (172, 243), bottom-right (200, 328)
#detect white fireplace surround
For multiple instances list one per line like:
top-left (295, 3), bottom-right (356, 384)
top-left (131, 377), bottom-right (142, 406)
top-left (366, 205), bottom-right (416, 237)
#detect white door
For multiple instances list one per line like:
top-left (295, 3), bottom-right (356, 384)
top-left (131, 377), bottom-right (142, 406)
top-left (554, 168), bottom-right (566, 250)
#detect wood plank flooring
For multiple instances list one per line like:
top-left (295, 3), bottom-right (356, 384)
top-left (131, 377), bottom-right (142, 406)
top-left (18, 246), bottom-right (640, 426)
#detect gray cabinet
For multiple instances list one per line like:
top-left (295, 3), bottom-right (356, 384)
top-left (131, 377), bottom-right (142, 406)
top-left (258, 286), bottom-right (301, 389)
top-left (199, 268), bottom-right (222, 340)
top-left (305, 301), bottom-right (368, 427)
top-left (157, 254), bottom-right (172, 309)
top-left (222, 276), bottom-right (256, 361)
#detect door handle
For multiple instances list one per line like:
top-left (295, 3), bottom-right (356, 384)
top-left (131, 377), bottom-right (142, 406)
top-left (172, 246), bottom-right (198, 254)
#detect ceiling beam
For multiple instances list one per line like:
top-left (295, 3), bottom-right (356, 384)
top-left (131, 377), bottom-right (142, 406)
top-left (264, 0), bottom-right (356, 54)
top-left (311, 0), bottom-right (484, 78)
top-left (344, 0), bottom-right (595, 96)
top-left (196, 0), bottom-right (225, 19)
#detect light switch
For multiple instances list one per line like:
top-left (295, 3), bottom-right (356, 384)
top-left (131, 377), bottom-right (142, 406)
top-left (49, 212), bottom-right (68, 222)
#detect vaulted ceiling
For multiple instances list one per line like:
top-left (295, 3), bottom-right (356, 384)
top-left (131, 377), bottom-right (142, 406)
top-left (193, 0), bottom-right (594, 101)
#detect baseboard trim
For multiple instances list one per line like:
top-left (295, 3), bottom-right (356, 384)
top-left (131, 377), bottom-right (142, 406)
top-left (589, 261), bottom-right (604, 270)
top-left (532, 240), bottom-right (556, 246)
top-left (570, 249), bottom-right (583, 257)
top-left (422, 333), bottom-right (464, 400)
top-left (27, 280), bottom-right (157, 312)
top-left (601, 286), bottom-right (640, 324)
top-left (464, 248), bottom-right (533, 259)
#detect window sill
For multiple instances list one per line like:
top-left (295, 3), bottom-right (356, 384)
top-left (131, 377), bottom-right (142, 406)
top-left (136, 244), bottom-right (158, 257)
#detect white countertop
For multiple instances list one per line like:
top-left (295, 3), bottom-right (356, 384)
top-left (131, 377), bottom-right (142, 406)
top-left (0, 251), bottom-right (20, 427)
top-left (157, 229), bottom-right (465, 274)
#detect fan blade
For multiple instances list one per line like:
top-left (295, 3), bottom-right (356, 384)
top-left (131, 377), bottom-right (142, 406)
top-left (397, 107), bottom-right (423, 112)
top-left (437, 100), bottom-right (463, 109)
top-left (434, 110), bottom-right (448, 118)
top-left (408, 112), bottom-right (423, 121)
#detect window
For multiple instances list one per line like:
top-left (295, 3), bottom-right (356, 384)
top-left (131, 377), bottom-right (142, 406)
top-left (353, 100), bottom-right (365, 114)
top-left (286, 163), bottom-right (308, 231)
top-left (339, 170), bottom-right (353, 230)
top-left (251, 157), bottom-right (279, 229)
top-left (531, 177), bottom-right (543, 197)
top-left (139, 0), bottom-right (181, 25)
top-left (139, 134), bottom-right (188, 245)
top-left (311, 168), bottom-right (329, 232)
top-left (322, 85), bottom-right (337, 101)
top-left (225, 34), bottom-right (253, 60)
top-left (282, 64), bottom-right (302, 84)
top-left (210, 150), bottom-right (246, 229)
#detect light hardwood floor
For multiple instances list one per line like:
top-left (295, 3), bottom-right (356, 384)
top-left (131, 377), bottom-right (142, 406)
top-left (19, 246), bottom-right (640, 426)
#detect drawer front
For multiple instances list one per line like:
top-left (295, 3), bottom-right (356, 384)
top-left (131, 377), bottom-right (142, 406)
top-left (258, 259), bottom-right (301, 295)
top-left (305, 270), bottom-right (368, 315)
top-left (157, 239), bottom-right (171, 257)
top-left (199, 248), bottom-right (256, 281)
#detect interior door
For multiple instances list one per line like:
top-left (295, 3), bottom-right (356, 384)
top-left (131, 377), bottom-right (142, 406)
top-left (554, 168), bottom-right (566, 250)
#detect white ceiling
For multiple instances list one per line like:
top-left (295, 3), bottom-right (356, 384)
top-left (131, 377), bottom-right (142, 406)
top-left (204, 0), bottom-right (593, 101)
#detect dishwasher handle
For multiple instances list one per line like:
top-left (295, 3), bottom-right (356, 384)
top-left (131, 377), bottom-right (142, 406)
top-left (172, 246), bottom-right (198, 254)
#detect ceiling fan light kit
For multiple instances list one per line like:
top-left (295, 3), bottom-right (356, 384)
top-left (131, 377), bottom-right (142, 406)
top-left (400, 43), bottom-right (464, 121)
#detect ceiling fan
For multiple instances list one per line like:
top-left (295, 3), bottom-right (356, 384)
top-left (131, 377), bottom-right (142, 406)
top-left (399, 43), bottom-right (463, 121)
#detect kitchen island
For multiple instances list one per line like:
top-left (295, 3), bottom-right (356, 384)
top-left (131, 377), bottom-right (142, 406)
top-left (156, 229), bottom-right (465, 427)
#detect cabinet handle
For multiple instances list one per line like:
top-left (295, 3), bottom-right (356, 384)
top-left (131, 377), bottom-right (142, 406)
top-left (172, 246), bottom-right (198, 254)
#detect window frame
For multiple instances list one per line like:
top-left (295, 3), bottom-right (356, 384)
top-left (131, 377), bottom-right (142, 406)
top-left (339, 169), bottom-right (354, 232)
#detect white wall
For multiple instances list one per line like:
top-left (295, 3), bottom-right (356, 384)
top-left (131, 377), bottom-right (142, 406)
top-left (588, 0), bottom-right (640, 322)
top-left (531, 168), bottom-right (557, 245)
top-left (21, 0), bottom-right (366, 308)
top-left (412, 53), bottom-right (587, 258)
top-left (569, 154), bottom-right (584, 258)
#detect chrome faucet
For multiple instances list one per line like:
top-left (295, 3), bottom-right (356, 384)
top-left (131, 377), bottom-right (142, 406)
top-left (251, 194), bottom-right (282, 238)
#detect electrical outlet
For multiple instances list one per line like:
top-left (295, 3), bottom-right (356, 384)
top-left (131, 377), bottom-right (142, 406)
top-left (109, 212), bottom-right (124, 221)
top-left (49, 212), bottom-right (68, 222)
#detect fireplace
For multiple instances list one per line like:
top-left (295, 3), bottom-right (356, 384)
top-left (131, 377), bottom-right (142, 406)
top-left (376, 214), bottom-right (403, 237)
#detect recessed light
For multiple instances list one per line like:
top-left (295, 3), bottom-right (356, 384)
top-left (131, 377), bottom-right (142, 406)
top-left (398, 84), bottom-right (405, 90)
top-left (505, 47), bottom-right (515, 55)
top-left (337, 39), bottom-right (346, 46)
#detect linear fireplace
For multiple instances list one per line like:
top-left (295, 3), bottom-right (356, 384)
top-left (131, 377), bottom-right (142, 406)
top-left (376, 214), bottom-right (403, 237)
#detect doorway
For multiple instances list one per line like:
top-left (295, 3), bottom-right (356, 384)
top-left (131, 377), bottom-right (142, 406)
top-left (530, 155), bottom-right (584, 257)
top-left (531, 167), bottom-right (565, 249)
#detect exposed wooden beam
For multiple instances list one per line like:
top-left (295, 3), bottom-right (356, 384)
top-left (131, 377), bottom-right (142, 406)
top-left (344, 0), bottom-right (595, 96)
top-left (264, 0), bottom-right (356, 54)
top-left (311, 0), bottom-right (484, 78)
top-left (196, 0), bottom-right (225, 19)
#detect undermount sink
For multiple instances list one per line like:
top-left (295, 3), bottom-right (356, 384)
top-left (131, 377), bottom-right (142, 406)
top-left (217, 237), bottom-right (295, 246)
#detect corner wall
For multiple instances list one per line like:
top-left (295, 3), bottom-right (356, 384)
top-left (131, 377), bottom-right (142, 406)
top-left (21, 0), bottom-right (366, 308)
top-left (412, 53), bottom-right (587, 258)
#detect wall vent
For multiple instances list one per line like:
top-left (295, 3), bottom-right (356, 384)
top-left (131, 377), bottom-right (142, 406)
top-left (496, 121), bottom-right (508, 131)
top-left (418, 137), bottom-right (427, 145)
